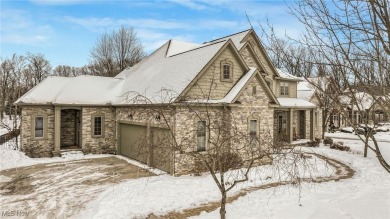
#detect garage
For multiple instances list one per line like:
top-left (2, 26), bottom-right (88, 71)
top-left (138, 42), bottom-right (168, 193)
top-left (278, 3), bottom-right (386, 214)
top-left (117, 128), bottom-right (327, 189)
top-left (119, 123), bottom-right (173, 174)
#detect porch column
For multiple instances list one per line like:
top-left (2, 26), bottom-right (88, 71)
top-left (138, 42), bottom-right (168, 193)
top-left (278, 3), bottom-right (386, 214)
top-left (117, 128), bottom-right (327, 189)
top-left (288, 109), bottom-right (293, 143)
top-left (310, 109), bottom-right (314, 140)
top-left (53, 106), bottom-right (61, 156)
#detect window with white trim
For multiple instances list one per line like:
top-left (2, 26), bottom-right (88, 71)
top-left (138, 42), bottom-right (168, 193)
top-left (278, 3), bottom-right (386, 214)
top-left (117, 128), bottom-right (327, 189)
top-left (35, 117), bottom-right (44, 138)
top-left (249, 119), bottom-right (257, 147)
top-left (197, 121), bottom-right (206, 152)
top-left (280, 82), bottom-right (289, 96)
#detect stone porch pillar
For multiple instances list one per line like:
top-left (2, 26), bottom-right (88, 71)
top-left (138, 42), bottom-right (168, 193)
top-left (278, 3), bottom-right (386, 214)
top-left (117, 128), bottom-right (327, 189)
top-left (310, 109), bottom-right (314, 140)
top-left (288, 109), bottom-right (293, 143)
top-left (53, 106), bottom-right (61, 157)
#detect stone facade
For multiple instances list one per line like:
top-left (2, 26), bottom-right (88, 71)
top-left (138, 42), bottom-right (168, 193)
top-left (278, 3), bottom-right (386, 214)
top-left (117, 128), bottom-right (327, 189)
top-left (186, 45), bottom-right (246, 100)
top-left (81, 107), bottom-right (116, 154)
top-left (21, 106), bottom-right (55, 157)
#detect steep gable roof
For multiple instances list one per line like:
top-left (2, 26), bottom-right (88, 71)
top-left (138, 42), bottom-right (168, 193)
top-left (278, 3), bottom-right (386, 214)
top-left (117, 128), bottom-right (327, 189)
top-left (115, 39), bottom-right (227, 104)
top-left (204, 29), bottom-right (251, 50)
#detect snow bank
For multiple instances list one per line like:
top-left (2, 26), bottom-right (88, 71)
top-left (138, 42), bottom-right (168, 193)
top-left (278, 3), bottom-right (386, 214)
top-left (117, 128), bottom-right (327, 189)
top-left (0, 148), bottom-right (38, 171)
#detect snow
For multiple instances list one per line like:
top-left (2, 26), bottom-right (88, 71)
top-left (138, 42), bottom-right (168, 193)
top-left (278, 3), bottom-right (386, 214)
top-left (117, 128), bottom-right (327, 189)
top-left (192, 144), bottom-right (390, 219)
top-left (0, 116), bottom-right (19, 135)
top-left (2, 134), bottom-right (390, 218)
top-left (276, 68), bottom-right (302, 81)
top-left (15, 75), bottom-right (124, 105)
top-left (166, 40), bottom-right (202, 57)
top-left (115, 40), bottom-right (226, 104)
top-left (0, 147), bottom-right (111, 171)
top-left (277, 97), bottom-right (316, 108)
top-left (204, 29), bottom-right (250, 50)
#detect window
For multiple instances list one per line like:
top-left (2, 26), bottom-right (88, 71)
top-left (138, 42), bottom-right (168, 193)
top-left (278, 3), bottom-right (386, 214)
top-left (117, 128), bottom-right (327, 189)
top-left (249, 119), bottom-right (257, 147)
top-left (252, 86), bottom-right (256, 96)
top-left (93, 116), bottom-right (102, 136)
top-left (280, 82), bottom-right (289, 96)
top-left (35, 117), bottom-right (44, 138)
top-left (223, 64), bottom-right (231, 80)
top-left (197, 121), bottom-right (206, 152)
top-left (315, 112), bottom-right (318, 127)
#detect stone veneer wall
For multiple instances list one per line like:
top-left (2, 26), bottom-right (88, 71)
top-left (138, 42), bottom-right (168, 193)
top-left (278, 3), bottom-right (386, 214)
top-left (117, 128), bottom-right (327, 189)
top-left (81, 107), bottom-right (116, 154)
top-left (21, 106), bottom-right (55, 157)
top-left (60, 109), bottom-right (76, 146)
top-left (231, 76), bottom-right (274, 164)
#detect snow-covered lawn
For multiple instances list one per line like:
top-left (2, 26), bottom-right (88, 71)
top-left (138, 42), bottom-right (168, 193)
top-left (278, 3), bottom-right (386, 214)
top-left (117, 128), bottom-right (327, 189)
top-left (0, 151), bottom-right (155, 218)
top-left (1, 132), bottom-right (389, 218)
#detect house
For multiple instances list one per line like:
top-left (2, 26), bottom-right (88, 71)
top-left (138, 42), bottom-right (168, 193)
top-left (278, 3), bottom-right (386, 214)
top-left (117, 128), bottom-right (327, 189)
top-left (15, 29), bottom-right (322, 175)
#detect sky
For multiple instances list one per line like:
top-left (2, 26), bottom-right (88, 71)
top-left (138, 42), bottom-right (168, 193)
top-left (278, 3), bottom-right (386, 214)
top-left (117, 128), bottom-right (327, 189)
top-left (0, 0), bottom-right (303, 67)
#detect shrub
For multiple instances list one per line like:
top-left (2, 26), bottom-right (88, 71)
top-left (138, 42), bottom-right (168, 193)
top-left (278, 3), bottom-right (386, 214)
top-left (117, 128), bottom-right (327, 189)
top-left (324, 137), bottom-right (333, 145)
top-left (330, 142), bottom-right (350, 151)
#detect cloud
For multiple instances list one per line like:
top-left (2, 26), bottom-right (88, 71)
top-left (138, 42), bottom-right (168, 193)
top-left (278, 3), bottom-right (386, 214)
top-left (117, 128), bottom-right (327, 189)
top-left (29, 0), bottom-right (104, 5)
top-left (0, 9), bottom-right (53, 45)
top-left (167, 0), bottom-right (209, 10)
top-left (64, 16), bottom-right (240, 32)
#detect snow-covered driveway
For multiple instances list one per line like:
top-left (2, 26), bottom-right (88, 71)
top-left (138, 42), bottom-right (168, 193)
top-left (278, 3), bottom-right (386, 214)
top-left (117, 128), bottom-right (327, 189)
top-left (0, 156), bottom-right (154, 218)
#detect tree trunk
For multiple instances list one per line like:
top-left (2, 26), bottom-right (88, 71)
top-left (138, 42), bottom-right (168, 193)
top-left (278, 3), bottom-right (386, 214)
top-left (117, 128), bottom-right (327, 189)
top-left (220, 190), bottom-right (227, 219)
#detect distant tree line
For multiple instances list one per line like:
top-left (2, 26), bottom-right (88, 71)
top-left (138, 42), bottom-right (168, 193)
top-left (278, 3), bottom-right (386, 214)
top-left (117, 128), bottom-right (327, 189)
top-left (0, 26), bottom-right (145, 119)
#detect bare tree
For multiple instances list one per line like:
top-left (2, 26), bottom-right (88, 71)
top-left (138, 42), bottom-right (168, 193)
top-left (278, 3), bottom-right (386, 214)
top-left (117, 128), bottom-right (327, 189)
top-left (283, 0), bottom-right (390, 172)
top-left (53, 65), bottom-right (83, 77)
top-left (25, 53), bottom-right (52, 86)
top-left (90, 26), bottom-right (145, 77)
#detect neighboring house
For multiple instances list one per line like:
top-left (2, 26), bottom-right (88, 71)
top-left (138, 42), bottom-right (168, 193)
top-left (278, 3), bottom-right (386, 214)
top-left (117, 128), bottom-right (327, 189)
top-left (15, 29), bottom-right (322, 175)
top-left (331, 87), bottom-right (389, 127)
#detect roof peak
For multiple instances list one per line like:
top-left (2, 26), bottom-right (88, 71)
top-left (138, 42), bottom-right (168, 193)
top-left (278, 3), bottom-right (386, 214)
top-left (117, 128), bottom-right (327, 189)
top-left (203, 29), bottom-right (252, 44)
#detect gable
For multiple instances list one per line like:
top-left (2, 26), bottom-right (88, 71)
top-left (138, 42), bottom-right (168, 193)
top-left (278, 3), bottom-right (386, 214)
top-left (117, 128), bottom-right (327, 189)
top-left (241, 31), bottom-right (279, 78)
top-left (235, 75), bottom-right (273, 106)
top-left (184, 43), bottom-right (248, 100)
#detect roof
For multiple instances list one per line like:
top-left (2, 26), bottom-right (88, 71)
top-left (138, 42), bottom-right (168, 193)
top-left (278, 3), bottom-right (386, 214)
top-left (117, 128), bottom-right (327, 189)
top-left (115, 40), bottom-right (227, 104)
top-left (276, 68), bottom-right (302, 81)
top-left (204, 29), bottom-right (251, 50)
top-left (15, 75), bottom-right (124, 105)
top-left (297, 80), bottom-right (315, 101)
top-left (277, 97), bottom-right (316, 108)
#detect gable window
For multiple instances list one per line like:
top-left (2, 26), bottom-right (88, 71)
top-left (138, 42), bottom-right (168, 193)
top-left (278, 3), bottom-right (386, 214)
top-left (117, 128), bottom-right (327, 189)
top-left (249, 119), bottom-right (258, 147)
top-left (34, 117), bottom-right (44, 138)
top-left (280, 82), bottom-right (289, 96)
top-left (197, 121), bottom-right (206, 152)
top-left (221, 60), bottom-right (233, 82)
top-left (92, 116), bottom-right (104, 137)
top-left (223, 64), bottom-right (231, 80)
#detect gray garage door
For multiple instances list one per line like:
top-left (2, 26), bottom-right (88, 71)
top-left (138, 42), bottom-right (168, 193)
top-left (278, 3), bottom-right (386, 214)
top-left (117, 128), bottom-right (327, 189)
top-left (119, 123), bottom-right (173, 173)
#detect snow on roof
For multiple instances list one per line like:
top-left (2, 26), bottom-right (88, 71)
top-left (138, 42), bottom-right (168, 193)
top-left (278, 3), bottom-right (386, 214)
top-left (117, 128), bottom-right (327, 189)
top-left (15, 75), bottom-right (123, 105)
top-left (114, 40), bottom-right (227, 104)
top-left (339, 92), bottom-right (375, 110)
top-left (204, 29), bottom-right (250, 50)
top-left (166, 40), bottom-right (202, 57)
top-left (276, 68), bottom-right (302, 81)
top-left (277, 97), bottom-right (316, 108)
top-left (297, 80), bottom-right (315, 101)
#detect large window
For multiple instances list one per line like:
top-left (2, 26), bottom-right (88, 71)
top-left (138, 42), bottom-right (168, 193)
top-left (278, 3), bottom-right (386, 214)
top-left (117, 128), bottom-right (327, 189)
top-left (197, 121), bottom-right (206, 152)
top-left (280, 82), bottom-right (289, 96)
top-left (93, 116), bottom-right (102, 136)
top-left (34, 117), bottom-right (44, 138)
top-left (249, 119), bottom-right (257, 147)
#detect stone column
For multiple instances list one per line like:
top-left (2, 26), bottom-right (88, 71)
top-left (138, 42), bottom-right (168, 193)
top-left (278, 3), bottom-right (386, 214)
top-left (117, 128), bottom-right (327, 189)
top-left (288, 109), bottom-right (293, 143)
top-left (53, 106), bottom-right (61, 156)
top-left (310, 109), bottom-right (314, 140)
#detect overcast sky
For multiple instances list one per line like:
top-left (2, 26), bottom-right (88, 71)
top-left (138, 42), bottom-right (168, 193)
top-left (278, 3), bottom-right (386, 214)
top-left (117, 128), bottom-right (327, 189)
top-left (1, 0), bottom-right (303, 67)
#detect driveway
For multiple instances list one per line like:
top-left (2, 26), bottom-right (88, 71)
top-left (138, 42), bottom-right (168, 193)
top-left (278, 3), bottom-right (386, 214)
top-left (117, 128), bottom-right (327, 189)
top-left (0, 156), bottom-right (154, 218)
